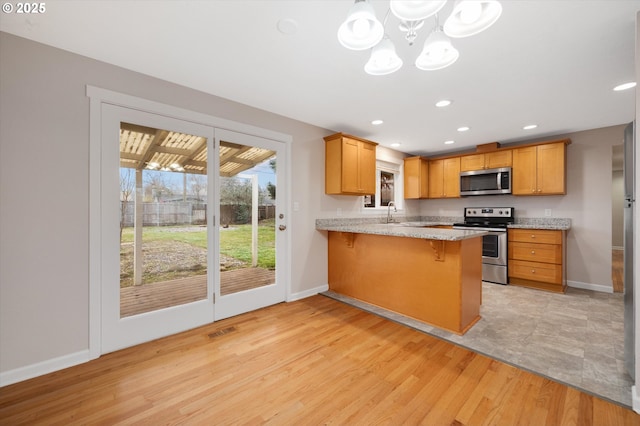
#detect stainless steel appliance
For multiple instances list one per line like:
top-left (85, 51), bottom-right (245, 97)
top-left (453, 207), bottom-right (514, 285)
top-left (460, 167), bottom-right (512, 196)
top-left (624, 121), bottom-right (635, 378)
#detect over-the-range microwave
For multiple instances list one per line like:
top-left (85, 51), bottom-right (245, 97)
top-left (459, 167), bottom-right (512, 196)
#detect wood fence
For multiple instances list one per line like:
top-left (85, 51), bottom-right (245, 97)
top-left (121, 202), bottom-right (275, 227)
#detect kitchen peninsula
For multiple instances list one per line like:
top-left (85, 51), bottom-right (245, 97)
top-left (316, 220), bottom-right (487, 335)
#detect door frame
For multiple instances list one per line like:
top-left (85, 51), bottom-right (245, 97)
top-left (88, 86), bottom-right (292, 359)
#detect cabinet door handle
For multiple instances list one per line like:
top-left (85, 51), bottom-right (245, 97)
top-left (531, 269), bottom-right (536, 273)
top-left (531, 250), bottom-right (535, 254)
top-left (531, 235), bottom-right (535, 239)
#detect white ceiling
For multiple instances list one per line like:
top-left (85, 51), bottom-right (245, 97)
top-left (1, 0), bottom-right (638, 155)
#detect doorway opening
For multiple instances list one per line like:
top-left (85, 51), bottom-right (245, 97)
top-left (612, 143), bottom-right (624, 293)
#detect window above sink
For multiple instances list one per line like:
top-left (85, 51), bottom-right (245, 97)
top-left (362, 159), bottom-right (404, 213)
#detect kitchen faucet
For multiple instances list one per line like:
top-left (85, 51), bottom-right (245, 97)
top-left (387, 201), bottom-right (397, 223)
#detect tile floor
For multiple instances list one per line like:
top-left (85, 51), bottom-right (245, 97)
top-left (323, 283), bottom-right (632, 408)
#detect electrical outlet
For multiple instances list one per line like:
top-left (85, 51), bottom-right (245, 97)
top-left (544, 209), bottom-right (552, 217)
top-left (337, 208), bottom-right (342, 216)
top-left (293, 201), bottom-right (300, 212)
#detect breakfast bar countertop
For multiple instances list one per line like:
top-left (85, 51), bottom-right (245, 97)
top-left (315, 222), bottom-right (487, 241)
top-left (316, 216), bottom-right (572, 233)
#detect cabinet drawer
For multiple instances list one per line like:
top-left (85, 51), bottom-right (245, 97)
top-left (508, 229), bottom-right (562, 244)
top-left (509, 260), bottom-right (562, 285)
top-left (508, 242), bottom-right (562, 264)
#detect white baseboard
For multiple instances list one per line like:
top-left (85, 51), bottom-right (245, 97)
top-left (567, 280), bottom-right (614, 293)
top-left (0, 286), bottom-right (330, 387)
top-left (0, 349), bottom-right (91, 388)
top-left (287, 284), bottom-right (329, 302)
top-left (633, 385), bottom-right (640, 413)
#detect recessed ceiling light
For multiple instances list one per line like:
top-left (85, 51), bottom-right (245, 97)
top-left (457, 126), bottom-right (470, 132)
top-left (614, 82), bottom-right (636, 91)
top-left (371, 119), bottom-right (384, 125)
top-left (277, 18), bottom-right (298, 35)
top-left (436, 100), bottom-right (452, 107)
top-left (523, 124), bottom-right (537, 130)
top-left (444, 140), bottom-right (455, 145)
top-left (390, 142), bottom-right (401, 147)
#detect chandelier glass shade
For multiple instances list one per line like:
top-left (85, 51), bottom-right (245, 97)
top-left (364, 37), bottom-right (404, 75)
top-left (390, 0), bottom-right (447, 21)
top-left (337, 0), bottom-right (502, 75)
top-left (415, 27), bottom-right (459, 71)
top-left (444, 0), bottom-right (503, 37)
top-left (337, 0), bottom-right (385, 50)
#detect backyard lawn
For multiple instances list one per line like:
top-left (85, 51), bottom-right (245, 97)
top-left (120, 220), bottom-right (275, 287)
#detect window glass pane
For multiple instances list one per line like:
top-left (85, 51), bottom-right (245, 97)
top-left (219, 141), bottom-right (276, 295)
top-left (380, 171), bottom-right (395, 206)
top-left (364, 194), bottom-right (375, 208)
top-left (119, 123), bottom-right (208, 318)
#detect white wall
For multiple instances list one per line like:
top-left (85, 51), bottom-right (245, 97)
top-left (0, 32), bottom-right (332, 376)
top-left (419, 125), bottom-right (626, 291)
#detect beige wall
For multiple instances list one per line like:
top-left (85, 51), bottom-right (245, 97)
top-left (0, 32), bottom-right (331, 374)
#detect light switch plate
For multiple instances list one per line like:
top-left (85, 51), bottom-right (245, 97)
top-left (544, 209), bottom-right (552, 217)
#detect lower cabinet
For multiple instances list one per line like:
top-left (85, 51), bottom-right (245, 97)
top-left (508, 228), bottom-right (566, 293)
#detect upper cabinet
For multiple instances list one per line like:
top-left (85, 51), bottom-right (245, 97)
top-left (512, 141), bottom-right (568, 195)
top-left (404, 156), bottom-right (429, 199)
top-left (429, 157), bottom-right (460, 198)
top-left (460, 150), bottom-right (513, 172)
top-left (324, 133), bottom-right (377, 195)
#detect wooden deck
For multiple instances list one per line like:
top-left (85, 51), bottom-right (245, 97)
top-left (120, 267), bottom-right (275, 317)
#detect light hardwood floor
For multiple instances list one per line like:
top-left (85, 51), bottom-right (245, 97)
top-left (1, 295), bottom-right (638, 425)
top-left (613, 248), bottom-right (624, 293)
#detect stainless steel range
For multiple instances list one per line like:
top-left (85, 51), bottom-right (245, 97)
top-left (453, 207), bottom-right (514, 285)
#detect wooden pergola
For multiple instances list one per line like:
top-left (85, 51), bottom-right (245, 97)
top-left (119, 122), bottom-right (275, 286)
top-left (119, 122), bottom-right (274, 177)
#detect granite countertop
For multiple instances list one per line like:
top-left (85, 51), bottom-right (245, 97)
top-left (508, 218), bottom-right (571, 231)
top-left (315, 222), bottom-right (487, 241)
top-left (316, 216), bottom-right (571, 232)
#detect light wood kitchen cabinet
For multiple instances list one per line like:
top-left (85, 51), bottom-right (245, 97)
top-left (403, 156), bottom-right (429, 199)
top-left (508, 228), bottom-right (566, 293)
top-left (512, 141), bottom-right (568, 195)
top-left (460, 150), bottom-right (513, 171)
top-left (429, 157), bottom-right (460, 198)
top-left (324, 133), bottom-right (377, 195)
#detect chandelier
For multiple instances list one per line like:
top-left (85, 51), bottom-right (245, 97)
top-left (337, 0), bottom-right (502, 75)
